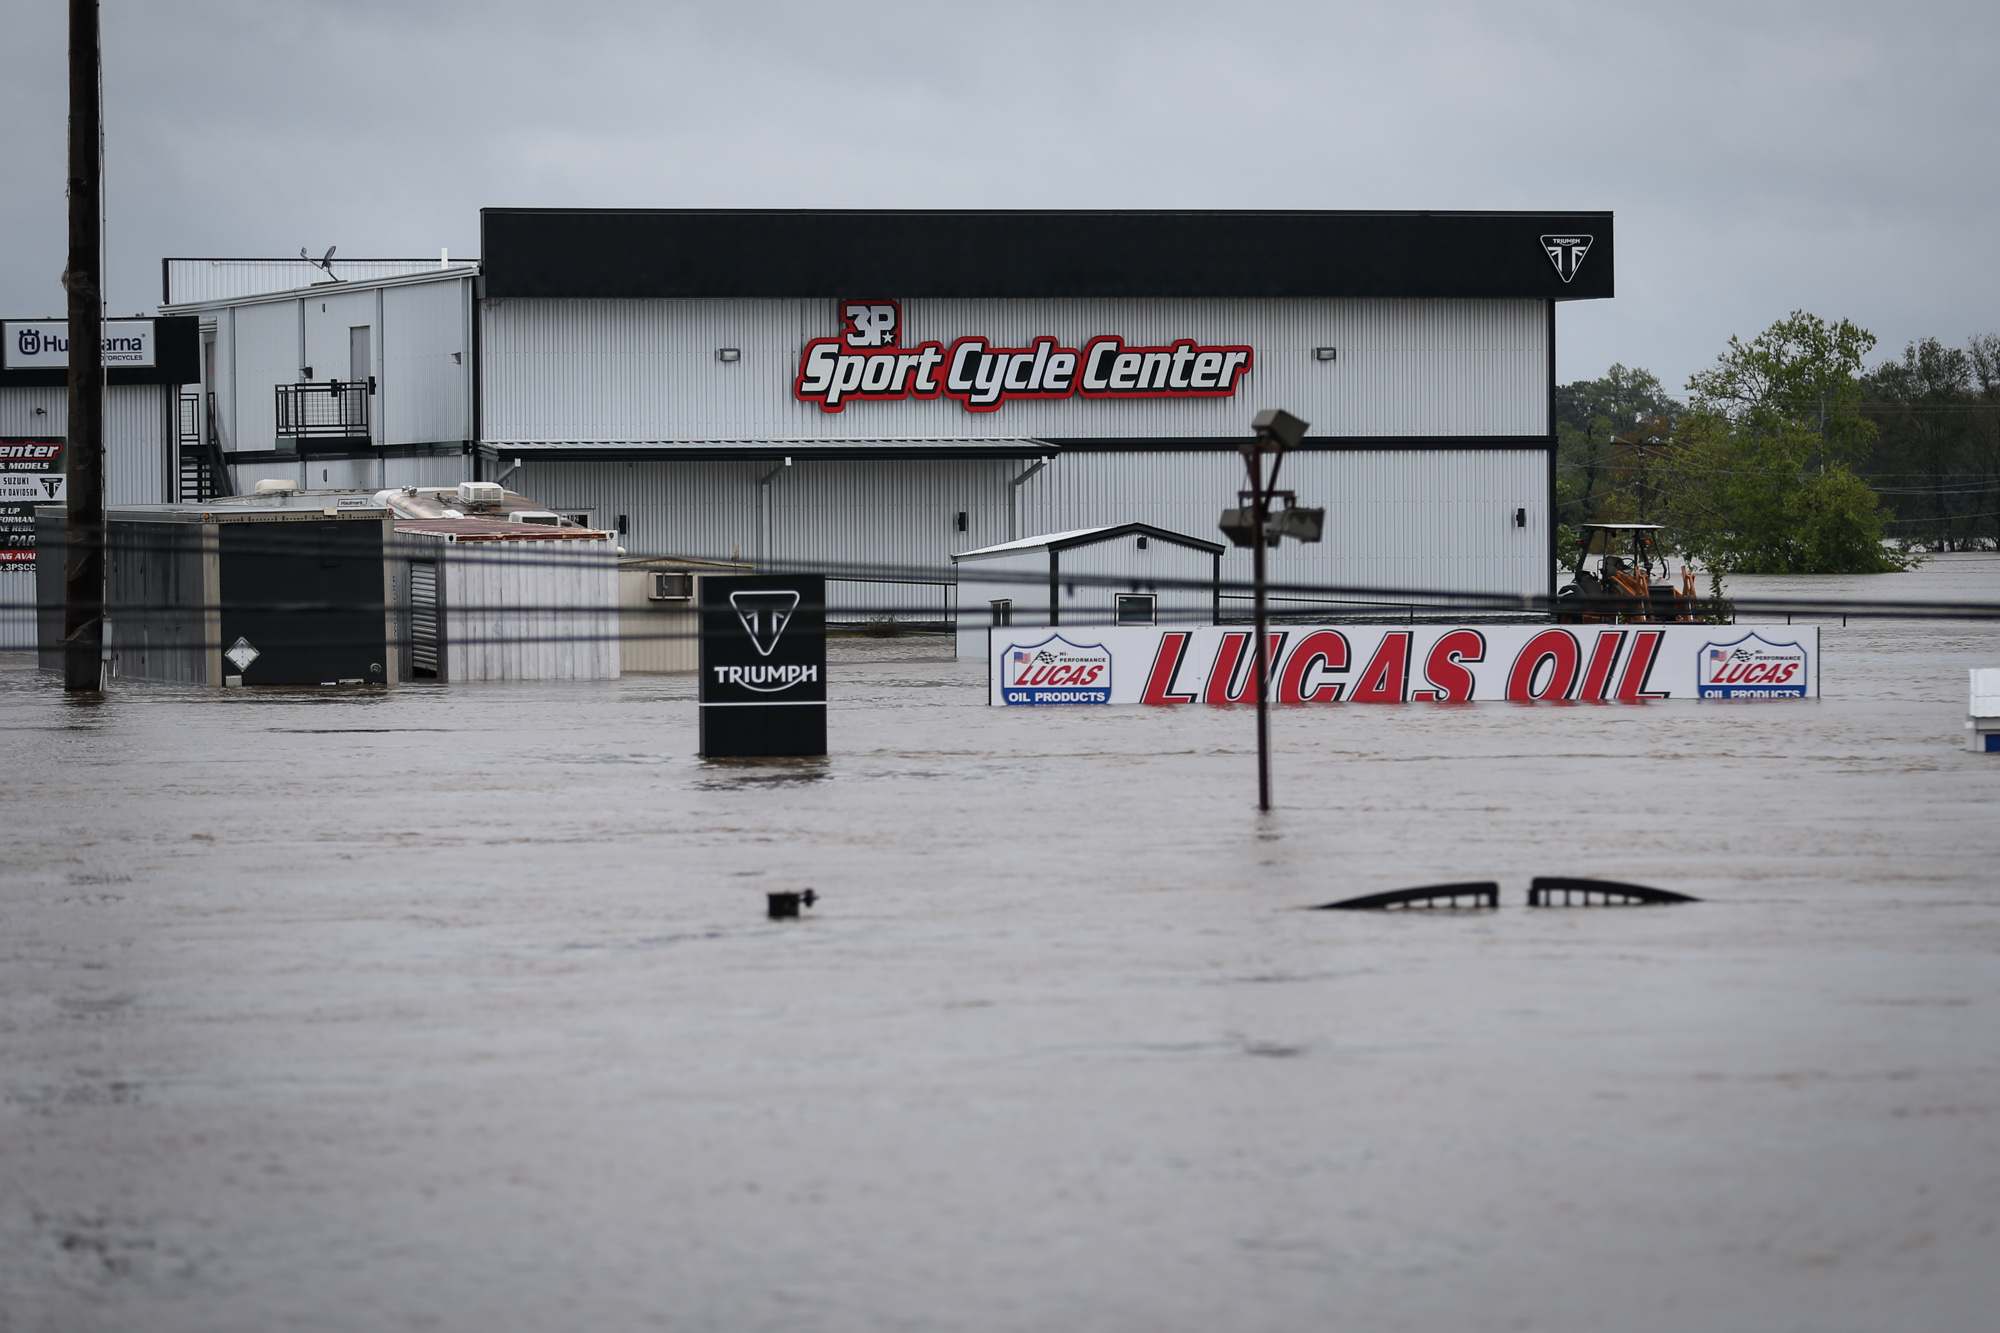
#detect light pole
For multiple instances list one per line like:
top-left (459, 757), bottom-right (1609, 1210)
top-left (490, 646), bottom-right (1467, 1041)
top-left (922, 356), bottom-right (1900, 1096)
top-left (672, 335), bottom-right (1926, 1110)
top-left (1220, 409), bottom-right (1319, 811)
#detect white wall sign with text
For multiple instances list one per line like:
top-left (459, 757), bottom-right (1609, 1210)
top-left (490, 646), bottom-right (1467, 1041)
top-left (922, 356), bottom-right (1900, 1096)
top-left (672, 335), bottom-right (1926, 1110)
top-left (3, 320), bottom-right (155, 369)
top-left (989, 624), bottom-right (1818, 705)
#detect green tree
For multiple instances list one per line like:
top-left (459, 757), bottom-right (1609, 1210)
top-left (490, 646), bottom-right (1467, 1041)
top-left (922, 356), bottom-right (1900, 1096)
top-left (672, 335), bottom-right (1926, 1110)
top-left (1555, 364), bottom-right (1682, 566)
top-left (1967, 334), bottom-right (2000, 548)
top-left (1865, 337), bottom-right (1984, 551)
top-left (1659, 311), bottom-right (1911, 584)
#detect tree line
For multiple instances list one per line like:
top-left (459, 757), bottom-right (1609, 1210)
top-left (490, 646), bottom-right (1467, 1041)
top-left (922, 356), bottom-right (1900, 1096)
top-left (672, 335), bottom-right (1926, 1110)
top-left (1557, 313), bottom-right (2000, 585)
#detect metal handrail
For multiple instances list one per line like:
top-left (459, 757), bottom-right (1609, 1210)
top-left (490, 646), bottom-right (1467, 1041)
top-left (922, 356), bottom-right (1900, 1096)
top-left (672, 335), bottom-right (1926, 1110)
top-left (274, 379), bottom-right (373, 440)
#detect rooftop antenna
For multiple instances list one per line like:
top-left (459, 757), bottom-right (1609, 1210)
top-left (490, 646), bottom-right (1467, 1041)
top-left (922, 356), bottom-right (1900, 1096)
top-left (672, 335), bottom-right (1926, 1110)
top-left (300, 245), bottom-right (340, 281)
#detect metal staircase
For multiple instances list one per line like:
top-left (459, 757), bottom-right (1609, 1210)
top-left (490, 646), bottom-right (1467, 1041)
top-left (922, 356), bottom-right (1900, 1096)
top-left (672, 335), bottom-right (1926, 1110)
top-left (177, 390), bottom-right (229, 501)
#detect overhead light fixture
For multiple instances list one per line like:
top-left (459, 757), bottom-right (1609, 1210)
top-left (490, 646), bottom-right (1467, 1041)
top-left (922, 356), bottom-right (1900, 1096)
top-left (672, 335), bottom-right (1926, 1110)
top-left (1276, 506), bottom-right (1325, 542)
top-left (1252, 408), bottom-right (1310, 450)
top-left (717, 348), bottom-right (741, 362)
top-left (1217, 507), bottom-right (1280, 547)
top-left (1314, 347), bottom-right (1337, 362)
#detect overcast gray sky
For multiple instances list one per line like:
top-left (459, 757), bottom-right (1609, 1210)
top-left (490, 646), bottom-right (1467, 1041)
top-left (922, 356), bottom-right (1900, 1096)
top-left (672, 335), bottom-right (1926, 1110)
top-left (2, 0), bottom-right (1994, 392)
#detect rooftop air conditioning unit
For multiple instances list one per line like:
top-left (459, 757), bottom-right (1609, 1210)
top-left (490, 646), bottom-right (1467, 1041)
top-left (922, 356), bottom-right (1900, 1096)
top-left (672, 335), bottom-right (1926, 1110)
top-left (508, 510), bottom-right (561, 525)
top-left (456, 481), bottom-right (504, 509)
top-left (253, 478), bottom-right (298, 495)
top-left (649, 572), bottom-right (694, 601)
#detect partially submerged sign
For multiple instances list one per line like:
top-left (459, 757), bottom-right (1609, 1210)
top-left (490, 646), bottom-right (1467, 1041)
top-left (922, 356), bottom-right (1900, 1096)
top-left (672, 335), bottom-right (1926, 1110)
top-left (0, 439), bottom-right (65, 503)
top-left (987, 624), bottom-right (1819, 704)
top-left (699, 574), bottom-right (827, 756)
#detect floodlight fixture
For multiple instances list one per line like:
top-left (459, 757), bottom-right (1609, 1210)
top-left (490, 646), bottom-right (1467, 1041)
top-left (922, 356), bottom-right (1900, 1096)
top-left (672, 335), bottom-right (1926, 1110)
top-left (1252, 408), bottom-right (1309, 450)
top-left (1218, 507), bottom-right (1280, 548)
top-left (1276, 506), bottom-right (1325, 543)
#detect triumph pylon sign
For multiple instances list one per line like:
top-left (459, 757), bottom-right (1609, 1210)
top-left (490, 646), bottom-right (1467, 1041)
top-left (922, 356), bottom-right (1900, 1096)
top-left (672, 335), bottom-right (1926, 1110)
top-left (700, 575), bottom-right (827, 757)
top-left (795, 299), bottom-right (1254, 413)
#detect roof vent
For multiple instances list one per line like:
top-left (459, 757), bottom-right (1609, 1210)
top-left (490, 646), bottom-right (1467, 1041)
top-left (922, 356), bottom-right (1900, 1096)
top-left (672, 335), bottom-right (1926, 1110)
top-left (456, 481), bottom-right (504, 509)
top-left (253, 478), bottom-right (298, 495)
top-left (509, 510), bottom-right (561, 525)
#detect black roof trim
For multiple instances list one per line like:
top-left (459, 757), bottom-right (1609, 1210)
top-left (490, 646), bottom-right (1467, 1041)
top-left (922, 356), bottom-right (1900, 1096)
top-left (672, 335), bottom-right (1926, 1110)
top-left (481, 209), bottom-right (1613, 302)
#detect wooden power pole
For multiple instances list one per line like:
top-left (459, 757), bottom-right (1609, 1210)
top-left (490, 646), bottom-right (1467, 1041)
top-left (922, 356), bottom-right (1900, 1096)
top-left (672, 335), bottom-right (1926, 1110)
top-left (63, 0), bottom-right (104, 693)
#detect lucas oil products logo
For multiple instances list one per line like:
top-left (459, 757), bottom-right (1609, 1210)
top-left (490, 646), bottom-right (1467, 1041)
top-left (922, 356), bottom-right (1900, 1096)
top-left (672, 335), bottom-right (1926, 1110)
top-left (1001, 635), bottom-right (1112, 705)
top-left (795, 299), bottom-right (1254, 414)
top-left (1698, 633), bottom-right (1807, 697)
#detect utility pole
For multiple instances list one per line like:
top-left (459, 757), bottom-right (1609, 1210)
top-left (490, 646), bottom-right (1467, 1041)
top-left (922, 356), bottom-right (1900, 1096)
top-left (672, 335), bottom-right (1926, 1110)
top-left (62, 0), bottom-right (105, 694)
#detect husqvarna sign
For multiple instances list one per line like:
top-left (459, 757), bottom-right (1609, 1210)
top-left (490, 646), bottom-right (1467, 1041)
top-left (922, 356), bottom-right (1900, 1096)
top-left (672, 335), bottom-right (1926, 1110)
top-left (988, 624), bottom-right (1818, 705)
top-left (3, 320), bottom-right (155, 369)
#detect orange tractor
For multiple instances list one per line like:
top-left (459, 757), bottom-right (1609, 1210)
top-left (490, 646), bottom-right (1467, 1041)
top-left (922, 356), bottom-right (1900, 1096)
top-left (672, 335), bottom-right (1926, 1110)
top-left (1555, 523), bottom-right (1700, 623)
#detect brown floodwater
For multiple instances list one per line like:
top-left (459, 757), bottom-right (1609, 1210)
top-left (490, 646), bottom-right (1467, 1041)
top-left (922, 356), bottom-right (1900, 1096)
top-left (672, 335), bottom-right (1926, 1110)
top-left (3, 555), bottom-right (1999, 1332)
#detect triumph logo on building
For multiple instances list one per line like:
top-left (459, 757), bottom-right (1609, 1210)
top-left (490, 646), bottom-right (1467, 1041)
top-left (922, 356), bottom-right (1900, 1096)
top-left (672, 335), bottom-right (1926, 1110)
top-left (1541, 234), bottom-right (1593, 284)
top-left (794, 300), bottom-right (1254, 414)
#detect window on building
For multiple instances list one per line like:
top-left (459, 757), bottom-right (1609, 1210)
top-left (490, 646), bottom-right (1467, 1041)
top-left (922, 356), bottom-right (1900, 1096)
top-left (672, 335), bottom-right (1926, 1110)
top-left (989, 598), bottom-right (1013, 627)
top-left (1115, 593), bottom-right (1156, 626)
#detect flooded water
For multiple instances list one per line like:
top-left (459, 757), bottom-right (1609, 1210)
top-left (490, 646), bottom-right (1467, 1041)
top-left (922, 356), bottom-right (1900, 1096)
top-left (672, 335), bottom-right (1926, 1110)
top-left (5, 555), bottom-right (2000, 1332)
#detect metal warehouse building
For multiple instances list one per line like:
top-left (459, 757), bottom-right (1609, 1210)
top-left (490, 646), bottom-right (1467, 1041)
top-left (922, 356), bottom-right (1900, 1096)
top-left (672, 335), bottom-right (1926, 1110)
top-left (158, 209), bottom-right (1612, 619)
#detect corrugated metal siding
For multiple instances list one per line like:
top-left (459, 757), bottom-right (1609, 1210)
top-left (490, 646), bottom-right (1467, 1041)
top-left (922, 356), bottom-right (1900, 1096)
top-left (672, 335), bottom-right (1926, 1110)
top-left (482, 297), bottom-right (1548, 443)
top-left (106, 385), bottom-right (171, 504)
top-left (0, 385), bottom-right (171, 504)
top-left (1022, 449), bottom-right (1549, 604)
top-left (1, 385), bottom-right (165, 646)
top-left (164, 259), bottom-right (471, 305)
top-left (382, 278), bottom-right (473, 444)
top-left (0, 568), bottom-right (31, 649)
top-left (516, 456), bottom-right (1016, 616)
top-left (433, 537), bottom-right (619, 681)
top-left (1052, 536), bottom-right (1215, 626)
top-left (519, 446), bottom-right (1550, 613)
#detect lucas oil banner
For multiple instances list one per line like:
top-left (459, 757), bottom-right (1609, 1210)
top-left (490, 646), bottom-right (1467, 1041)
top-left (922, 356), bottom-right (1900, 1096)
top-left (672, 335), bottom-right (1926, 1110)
top-left (989, 624), bottom-right (1818, 705)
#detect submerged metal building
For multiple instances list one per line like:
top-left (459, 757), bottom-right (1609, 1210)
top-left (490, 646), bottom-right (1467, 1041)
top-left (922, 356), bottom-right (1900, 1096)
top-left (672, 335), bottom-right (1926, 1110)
top-left (159, 209), bottom-right (1614, 619)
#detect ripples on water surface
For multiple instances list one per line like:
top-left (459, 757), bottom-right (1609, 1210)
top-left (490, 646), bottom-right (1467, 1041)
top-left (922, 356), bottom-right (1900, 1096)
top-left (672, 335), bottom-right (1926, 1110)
top-left (3, 554), bottom-right (1998, 1331)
